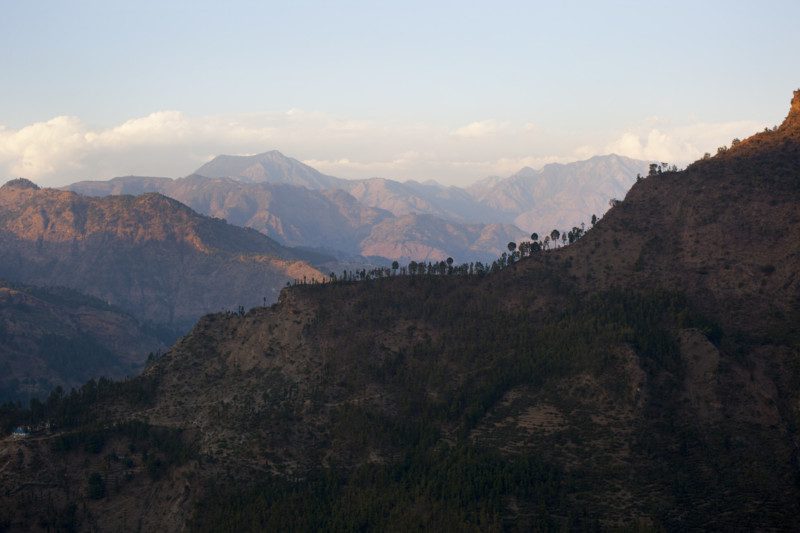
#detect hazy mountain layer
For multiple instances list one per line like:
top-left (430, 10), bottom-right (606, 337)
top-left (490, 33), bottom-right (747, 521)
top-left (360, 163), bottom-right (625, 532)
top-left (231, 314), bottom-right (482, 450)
top-left (469, 154), bottom-right (650, 233)
top-left (342, 177), bottom-right (498, 223)
top-left (68, 175), bottom-right (523, 262)
top-left (68, 152), bottom-right (649, 263)
top-left (360, 213), bottom-right (527, 262)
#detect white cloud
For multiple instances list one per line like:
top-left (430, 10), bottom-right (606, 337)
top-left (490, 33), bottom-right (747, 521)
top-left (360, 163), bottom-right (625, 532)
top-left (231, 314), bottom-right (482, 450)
top-left (450, 119), bottom-right (508, 138)
top-left (0, 116), bottom-right (90, 178)
top-left (602, 119), bottom-right (765, 164)
top-left (0, 110), bottom-right (771, 188)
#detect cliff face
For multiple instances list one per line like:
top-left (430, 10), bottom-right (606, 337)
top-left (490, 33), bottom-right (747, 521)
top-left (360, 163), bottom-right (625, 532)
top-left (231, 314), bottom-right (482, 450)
top-left (1, 93), bottom-right (799, 530)
top-left (0, 186), bottom-right (325, 330)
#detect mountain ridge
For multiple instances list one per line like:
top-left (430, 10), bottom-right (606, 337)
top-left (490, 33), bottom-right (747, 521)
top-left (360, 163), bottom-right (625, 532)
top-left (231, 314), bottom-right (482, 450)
top-left (67, 153), bottom-right (649, 261)
top-left (0, 184), bottom-right (327, 331)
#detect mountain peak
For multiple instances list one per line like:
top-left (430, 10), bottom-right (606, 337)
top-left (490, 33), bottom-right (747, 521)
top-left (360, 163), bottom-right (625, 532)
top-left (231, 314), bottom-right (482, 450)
top-left (193, 150), bottom-right (343, 189)
top-left (1, 178), bottom-right (40, 190)
top-left (258, 149), bottom-right (287, 158)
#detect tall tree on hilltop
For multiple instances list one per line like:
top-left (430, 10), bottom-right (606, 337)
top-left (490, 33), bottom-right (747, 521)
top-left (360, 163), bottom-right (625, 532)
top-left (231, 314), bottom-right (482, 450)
top-left (550, 230), bottom-right (560, 248)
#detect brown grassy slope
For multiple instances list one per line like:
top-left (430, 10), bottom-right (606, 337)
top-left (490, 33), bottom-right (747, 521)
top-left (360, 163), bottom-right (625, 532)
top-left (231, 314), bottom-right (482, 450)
top-left (0, 185), bottom-right (325, 329)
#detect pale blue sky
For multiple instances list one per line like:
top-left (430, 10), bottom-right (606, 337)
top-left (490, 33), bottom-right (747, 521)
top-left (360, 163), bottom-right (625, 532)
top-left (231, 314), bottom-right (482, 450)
top-left (1, 0), bottom-right (798, 185)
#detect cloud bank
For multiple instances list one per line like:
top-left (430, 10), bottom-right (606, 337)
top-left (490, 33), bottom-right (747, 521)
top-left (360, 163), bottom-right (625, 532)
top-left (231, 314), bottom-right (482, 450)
top-left (0, 110), bottom-right (765, 187)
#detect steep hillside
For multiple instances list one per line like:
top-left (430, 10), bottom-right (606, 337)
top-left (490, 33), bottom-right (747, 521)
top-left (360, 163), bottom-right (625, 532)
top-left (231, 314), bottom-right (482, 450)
top-left (3, 94), bottom-right (796, 531)
top-left (0, 281), bottom-right (165, 402)
top-left (0, 183), bottom-right (326, 331)
top-left (193, 150), bottom-right (345, 189)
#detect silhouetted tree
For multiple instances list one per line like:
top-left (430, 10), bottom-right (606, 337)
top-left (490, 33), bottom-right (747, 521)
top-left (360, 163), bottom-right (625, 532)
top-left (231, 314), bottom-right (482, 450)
top-left (550, 230), bottom-right (560, 248)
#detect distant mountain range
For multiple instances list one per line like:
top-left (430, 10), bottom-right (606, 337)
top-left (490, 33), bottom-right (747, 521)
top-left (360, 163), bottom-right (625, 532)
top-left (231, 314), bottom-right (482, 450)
top-left (469, 154), bottom-right (648, 233)
top-left (68, 152), bottom-right (649, 262)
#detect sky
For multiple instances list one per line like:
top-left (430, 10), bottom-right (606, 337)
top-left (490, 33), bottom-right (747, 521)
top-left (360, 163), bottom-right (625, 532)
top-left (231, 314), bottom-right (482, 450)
top-left (1, 0), bottom-right (798, 187)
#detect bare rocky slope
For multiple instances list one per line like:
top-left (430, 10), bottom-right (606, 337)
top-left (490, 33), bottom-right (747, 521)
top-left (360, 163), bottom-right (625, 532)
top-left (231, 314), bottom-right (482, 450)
top-left (1, 93), bottom-right (798, 531)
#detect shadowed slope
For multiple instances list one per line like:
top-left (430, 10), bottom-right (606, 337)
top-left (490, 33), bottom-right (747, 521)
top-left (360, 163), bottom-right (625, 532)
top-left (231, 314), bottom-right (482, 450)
top-left (0, 281), bottom-right (165, 402)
